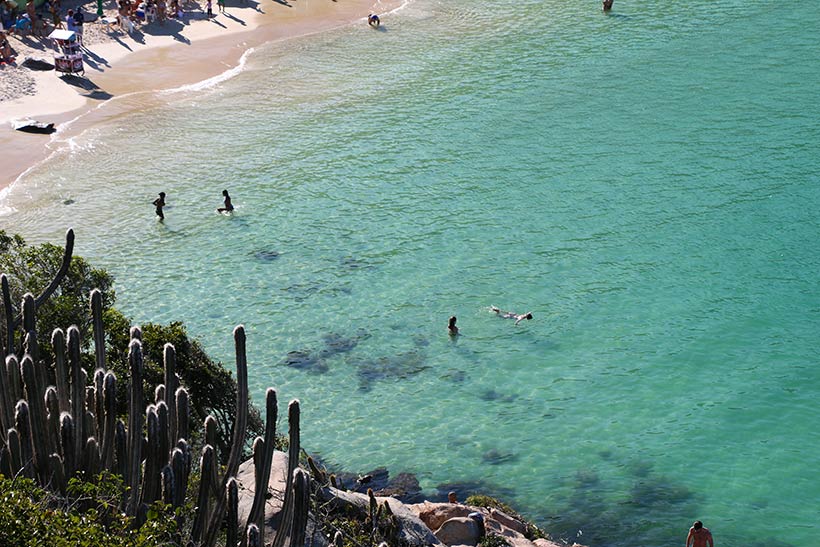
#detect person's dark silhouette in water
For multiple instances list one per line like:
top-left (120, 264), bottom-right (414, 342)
top-left (153, 192), bottom-right (166, 220)
top-left (217, 189), bottom-right (234, 213)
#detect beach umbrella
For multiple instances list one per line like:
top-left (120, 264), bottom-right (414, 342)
top-left (96, 0), bottom-right (103, 16)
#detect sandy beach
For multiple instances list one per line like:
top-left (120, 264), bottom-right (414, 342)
top-left (0, 0), bottom-right (397, 191)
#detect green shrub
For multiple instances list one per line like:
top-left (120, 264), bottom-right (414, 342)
top-left (478, 534), bottom-right (513, 547)
top-left (0, 230), bottom-right (263, 461)
top-left (0, 474), bottom-right (179, 547)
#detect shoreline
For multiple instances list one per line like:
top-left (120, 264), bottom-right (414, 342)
top-left (0, 0), bottom-right (402, 192)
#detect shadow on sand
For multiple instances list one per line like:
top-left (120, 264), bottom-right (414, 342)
top-left (60, 74), bottom-right (113, 100)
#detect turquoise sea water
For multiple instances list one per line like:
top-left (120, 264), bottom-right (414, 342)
top-left (3, 1), bottom-right (820, 545)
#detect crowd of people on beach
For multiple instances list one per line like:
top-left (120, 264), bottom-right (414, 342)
top-left (0, 0), bottom-right (214, 51)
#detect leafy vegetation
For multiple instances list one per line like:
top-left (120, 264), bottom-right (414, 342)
top-left (0, 474), bottom-right (180, 547)
top-left (0, 230), bottom-right (262, 458)
top-left (478, 535), bottom-right (513, 547)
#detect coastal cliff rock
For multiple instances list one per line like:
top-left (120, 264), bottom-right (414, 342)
top-left (235, 452), bottom-right (588, 547)
top-left (431, 515), bottom-right (484, 546)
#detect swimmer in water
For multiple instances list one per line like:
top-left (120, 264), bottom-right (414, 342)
top-left (153, 192), bottom-right (166, 220)
top-left (448, 316), bottom-right (459, 336)
top-left (217, 189), bottom-right (234, 213)
top-left (368, 13), bottom-right (380, 27)
top-left (491, 306), bottom-right (533, 326)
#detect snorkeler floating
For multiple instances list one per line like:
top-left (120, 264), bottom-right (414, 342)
top-left (491, 306), bottom-right (533, 326)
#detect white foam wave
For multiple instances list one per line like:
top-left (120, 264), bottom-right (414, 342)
top-left (160, 46), bottom-right (256, 95)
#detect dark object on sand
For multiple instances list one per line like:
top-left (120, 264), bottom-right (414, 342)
top-left (12, 119), bottom-right (57, 134)
top-left (21, 58), bottom-right (55, 71)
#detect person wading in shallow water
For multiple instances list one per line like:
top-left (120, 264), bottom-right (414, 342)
top-left (686, 521), bottom-right (714, 547)
top-left (217, 189), bottom-right (234, 213)
top-left (153, 192), bottom-right (166, 220)
top-left (447, 316), bottom-right (459, 336)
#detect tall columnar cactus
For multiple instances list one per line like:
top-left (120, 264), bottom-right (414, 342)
top-left (290, 468), bottom-right (311, 547)
top-left (163, 344), bottom-right (178, 446)
top-left (90, 289), bottom-right (106, 371)
top-left (67, 326), bottom-right (85, 473)
top-left (15, 399), bottom-right (34, 478)
top-left (175, 387), bottom-right (190, 443)
top-left (51, 328), bottom-right (70, 413)
top-left (93, 368), bottom-right (105, 440)
top-left (126, 339), bottom-right (145, 516)
top-left (1, 274), bottom-right (13, 356)
top-left (45, 386), bottom-right (60, 459)
top-left (203, 325), bottom-right (249, 547)
top-left (245, 388), bottom-right (278, 544)
top-left (270, 399), bottom-right (302, 547)
top-left (226, 478), bottom-right (240, 547)
top-left (2, 229), bottom-right (321, 547)
top-left (0, 356), bottom-right (13, 441)
top-left (6, 354), bottom-right (23, 413)
top-left (60, 412), bottom-right (75, 477)
top-left (191, 444), bottom-right (216, 545)
top-left (170, 444), bottom-right (189, 509)
top-left (141, 404), bottom-right (162, 507)
top-left (100, 371), bottom-right (117, 470)
top-left (246, 524), bottom-right (261, 547)
top-left (7, 426), bottom-right (22, 476)
top-left (21, 355), bottom-right (50, 483)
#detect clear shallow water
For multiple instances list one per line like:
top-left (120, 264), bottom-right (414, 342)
top-left (3, 1), bottom-right (820, 545)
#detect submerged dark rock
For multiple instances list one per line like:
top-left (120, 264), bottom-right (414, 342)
top-left (335, 467), bottom-right (424, 504)
top-left (279, 350), bottom-right (328, 374)
top-left (253, 249), bottom-right (280, 261)
top-left (481, 449), bottom-right (518, 466)
top-left (319, 332), bottom-right (361, 356)
top-left (354, 350), bottom-right (429, 391)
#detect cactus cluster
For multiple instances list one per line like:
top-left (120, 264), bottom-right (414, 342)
top-left (0, 229), bottom-right (311, 547)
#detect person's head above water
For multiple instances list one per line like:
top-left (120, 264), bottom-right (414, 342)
top-left (159, 192), bottom-right (166, 197)
top-left (523, 313), bottom-right (533, 320)
top-left (223, 189), bottom-right (229, 197)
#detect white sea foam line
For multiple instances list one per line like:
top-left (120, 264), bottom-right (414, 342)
top-left (2, 2), bottom-right (412, 212)
top-left (0, 48), bottom-right (255, 208)
top-left (160, 46), bottom-right (257, 95)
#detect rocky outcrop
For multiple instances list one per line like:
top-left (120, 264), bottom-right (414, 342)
top-left (235, 453), bottom-right (588, 547)
top-left (406, 502), bottom-right (589, 547)
top-left (431, 514), bottom-right (484, 546)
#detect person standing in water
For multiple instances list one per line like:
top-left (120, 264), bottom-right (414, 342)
top-left (686, 521), bottom-right (714, 547)
top-left (448, 316), bottom-right (459, 336)
top-left (217, 189), bottom-right (234, 213)
top-left (153, 192), bottom-right (166, 220)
